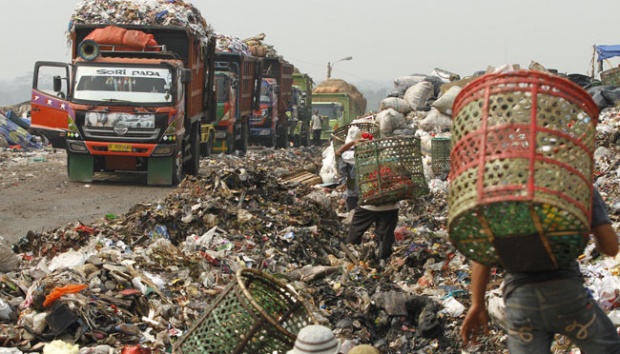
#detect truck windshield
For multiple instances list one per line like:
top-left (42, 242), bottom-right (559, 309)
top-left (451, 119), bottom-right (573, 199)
top-left (74, 65), bottom-right (173, 104)
top-left (313, 104), bottom-right (343, 119)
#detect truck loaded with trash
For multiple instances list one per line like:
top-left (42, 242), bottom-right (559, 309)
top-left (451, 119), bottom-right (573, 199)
top-left (311, 78), bottom-right (367, 141)
top-left (30, 3), bottom-right (217, 185)
top-left (211, 44), bottom-right (262, 154)
top-left (249, 56), bottom-right (295, 148)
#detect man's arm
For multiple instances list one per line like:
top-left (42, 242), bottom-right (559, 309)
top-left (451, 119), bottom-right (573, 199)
top-left (592, 223), bottom-right (619, 257)
top-left (335, 140), bottom-right (357, 157)
top-left (460, 261), bottom-right (491, 346)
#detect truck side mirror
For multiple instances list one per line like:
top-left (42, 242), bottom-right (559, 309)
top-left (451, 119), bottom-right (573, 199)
top-left (53, 76), bottom-right (63, 92)
top-left (181, 69), bottom-right (192, 84)
top-left (273, 84), bottom-right (280, 95)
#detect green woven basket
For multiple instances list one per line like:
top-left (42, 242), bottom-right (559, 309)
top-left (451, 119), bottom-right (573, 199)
top-left (600, 67), bottom-right (620, 87)
top-left (174, 268), bottom-right (315, 354)
top-left (431, 137), bottom-right (451, 178)
top-left (355, 135), bottom-right (429, 205)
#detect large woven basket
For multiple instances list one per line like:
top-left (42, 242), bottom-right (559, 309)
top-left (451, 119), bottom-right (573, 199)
top-left (355, 135), bottom-right (429, 205)
top-left (332, 122), bottom-right (379, 152)
top-left (448, 70), bottom-right (599, 272)
top-left (174, 268), bottom-right (315, 354)
top-left (431, 137), bottom-right (451, 178)
top-left (600, 67), bottom-right (620, 87)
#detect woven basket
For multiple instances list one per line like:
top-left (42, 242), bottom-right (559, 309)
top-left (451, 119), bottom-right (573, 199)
top-left (355, 135), bottom-right (429, 205)
top-left (174, 268), bottom-right (314, 354)
top-left (600, 67), bottom-right (620, 87)
top-left (431, 137), bottom-right (451, 178)
top-left (448, 70), bottom-right (599, 272)
top-left (332, 122), bottom-right (379, 152)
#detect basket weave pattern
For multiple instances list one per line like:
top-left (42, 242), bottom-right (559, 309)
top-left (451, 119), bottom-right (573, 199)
top-left (431, 137), bottom-right (451, 177)
top-left (600, 67), bottom-right (620, 87)
top-left (175, 268), bottom-right (314, 354)
top-left (332, 122), bottom-right (379, 152)
top-left (448, 71), bottom-right (599, 271)
top-left (355, 136), bottom-right (428, 205)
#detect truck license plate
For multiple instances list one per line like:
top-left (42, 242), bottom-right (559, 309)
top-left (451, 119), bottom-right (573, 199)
top-left (108, 144), bottom-right (132, 152)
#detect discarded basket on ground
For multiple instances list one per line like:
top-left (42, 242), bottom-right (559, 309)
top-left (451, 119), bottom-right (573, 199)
top-left (448, 70), bottom-right (599, 273)
top-left (174, 268), bottom-right (315, 354)
top-left (431, 137), bottom-right (451, 178)
top-left (355, 135), bottom-right (429, 205)
top-left (600, 67), bottom-right (620, 87)
top-left (331, 121), bottom-right (379, 152)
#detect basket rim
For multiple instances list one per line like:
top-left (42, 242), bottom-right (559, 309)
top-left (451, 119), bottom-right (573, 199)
top-left (236, 268), bottom-right (315, 340)
top-left (331, 122), bottom-right (379, 143)
top-left (452, 69), bottom-right (600, 124)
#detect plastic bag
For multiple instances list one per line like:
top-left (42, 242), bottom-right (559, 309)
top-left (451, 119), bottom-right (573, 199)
top-left (320, 143), bottom-right (337, 184)
top-left (432, 85), bottom-right (462, 116)
top-left (0, 236), bottom-right (19, 272)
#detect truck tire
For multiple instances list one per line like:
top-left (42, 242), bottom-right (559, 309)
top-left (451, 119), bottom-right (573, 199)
top-left (185, 122), bottom-right (200, 176)
top-left (276, 123), bottom-right (289, 149)
top-left (172, 149), bottom-right (184, 185)
top-left (200, 130), bottom-right (214, 157)
top-left (226, 129), bottom-right (235, 154)
top-left (234, 121), bottom-right (249, 154)
top-left (263, 130), bottom-right (276, 148)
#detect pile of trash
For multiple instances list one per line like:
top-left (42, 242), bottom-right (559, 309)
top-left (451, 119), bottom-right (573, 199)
top-left (68, 0), bottom-right (213, 47)
top-left (4, 67), bottom-right (620, 353)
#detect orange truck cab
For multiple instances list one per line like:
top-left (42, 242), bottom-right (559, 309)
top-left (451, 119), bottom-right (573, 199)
top-left (30, 24), bottom-right (216, 185)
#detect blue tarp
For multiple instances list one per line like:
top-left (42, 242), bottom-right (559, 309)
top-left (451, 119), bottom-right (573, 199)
top-left (0, 112), bottom-right (42, 149)
top-left (596, 45), bottom-right (620, 61)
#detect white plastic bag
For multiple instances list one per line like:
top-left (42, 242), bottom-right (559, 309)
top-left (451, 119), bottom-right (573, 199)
top-left (320, 143), bottom-right (337, 184)
top-left (432, 85), bottom-right (462, 116)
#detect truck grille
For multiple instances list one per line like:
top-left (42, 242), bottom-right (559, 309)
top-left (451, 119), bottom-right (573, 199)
top-left (76, 111), bottom-right (168, 142)
top-left (83, 127), bottom-right (161, 141)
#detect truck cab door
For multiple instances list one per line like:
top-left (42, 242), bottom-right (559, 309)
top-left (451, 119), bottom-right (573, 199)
top-left (30, 62), bottom-right (71, 149)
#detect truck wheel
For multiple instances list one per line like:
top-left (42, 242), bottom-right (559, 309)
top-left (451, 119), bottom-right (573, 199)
top-left (172, 150), bottom-right (184, 185)
top-left (185, 122), bottom-right (200, 176)
top-left (200, 130), bottom-right (214, 157)
top-left (264, 131), bottom-right (276, 148)
top-left (234, 122), bottom-right (249, 154)
top-left (276, 124), bottom-right (289, 149)
top-left (226, 129), bottom-right (235, 154)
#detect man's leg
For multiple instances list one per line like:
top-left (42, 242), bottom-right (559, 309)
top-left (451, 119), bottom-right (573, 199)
top-left (375, 209), bottom-right (399, 260)
top-left (504, 284), bottom-right (554, 354)
top-left (347, 207), bottom-right (378, 245)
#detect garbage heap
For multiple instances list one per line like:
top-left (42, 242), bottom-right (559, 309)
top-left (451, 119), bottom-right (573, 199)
top-left (3, 83), bottom-right (620, 354)
top-left (68, 0), bottom-right (214, 47)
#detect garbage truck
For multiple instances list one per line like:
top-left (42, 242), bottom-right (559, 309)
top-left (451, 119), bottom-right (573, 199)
top-left (291, 71), bottom-right (314, 147)
top-left (249, 57), bottom-right (294, 148)
top-left (311, 78), bottom-right (367, 141)
top-left (212, 52), bottom-right (262, 154)
top-left (30, 22), bottom-right (217, 185)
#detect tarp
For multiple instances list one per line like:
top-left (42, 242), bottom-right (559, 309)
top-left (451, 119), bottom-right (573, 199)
top-left (596, 45), bottom-right (620, 61)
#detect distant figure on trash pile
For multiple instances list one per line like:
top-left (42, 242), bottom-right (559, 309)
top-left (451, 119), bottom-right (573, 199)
top-left (287, 324), bottom-right (341, 354)
top-left (311, 110), bottom-right (323, 146)
top-left (342, 121), bottom-right (406, 267)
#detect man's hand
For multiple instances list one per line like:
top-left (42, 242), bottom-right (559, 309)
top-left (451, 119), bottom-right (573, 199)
top-left (460, 303), bottom-right (490, 347)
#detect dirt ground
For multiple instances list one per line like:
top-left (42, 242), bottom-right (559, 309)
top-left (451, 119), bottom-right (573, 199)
top-left (0, 148), bottom-right (176, 245)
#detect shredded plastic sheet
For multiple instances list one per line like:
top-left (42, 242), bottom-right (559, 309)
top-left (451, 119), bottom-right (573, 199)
top-left (43, 284), bottom-right (88, 308)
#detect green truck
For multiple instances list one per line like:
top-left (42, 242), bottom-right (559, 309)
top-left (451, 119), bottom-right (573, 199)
top-left (311, 79), bottom-right (366, 141)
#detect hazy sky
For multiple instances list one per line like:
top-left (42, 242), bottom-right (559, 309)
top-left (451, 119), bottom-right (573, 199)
top-left (3, 0), bottom-right (620, 88)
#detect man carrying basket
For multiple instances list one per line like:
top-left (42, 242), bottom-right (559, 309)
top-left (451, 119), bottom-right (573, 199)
top-left (454, 70), bottom-right (620, 354)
